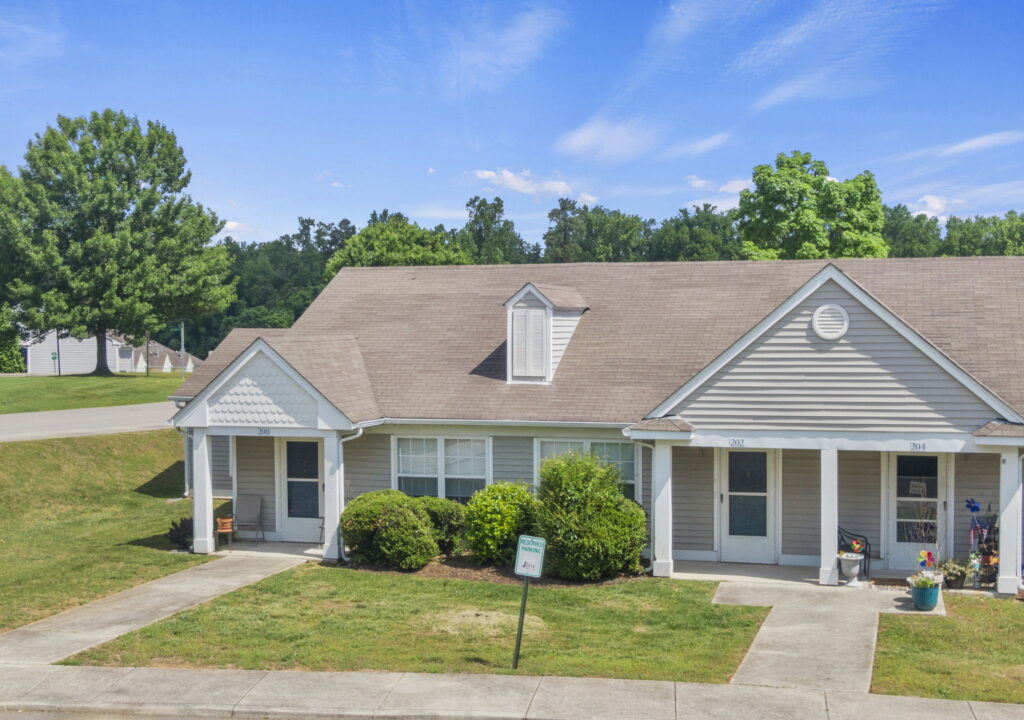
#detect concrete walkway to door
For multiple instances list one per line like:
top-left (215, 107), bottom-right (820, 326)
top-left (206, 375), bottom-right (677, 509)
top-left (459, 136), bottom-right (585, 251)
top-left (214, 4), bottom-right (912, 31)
top-left (713, 580), bottom-right (944, 693)
top-left (0, 554), bottom-right (303, 665)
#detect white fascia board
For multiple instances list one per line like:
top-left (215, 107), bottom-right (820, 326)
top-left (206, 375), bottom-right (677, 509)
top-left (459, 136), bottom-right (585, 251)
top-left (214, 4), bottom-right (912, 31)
top-left (647, 264), bottom-right (1024, 425)
top-left (504, 283), bottom-right (554, 309)
top-left (171, 338), bottom-right (353, 430)
top-left (361, 417), bottom-right (630, 429)
top-left (974, 436), bottom-right (1024, 448)
top-left (625, 430), bottom-right (694, 441)
top-left (687, 429), bottom-right (985, 453)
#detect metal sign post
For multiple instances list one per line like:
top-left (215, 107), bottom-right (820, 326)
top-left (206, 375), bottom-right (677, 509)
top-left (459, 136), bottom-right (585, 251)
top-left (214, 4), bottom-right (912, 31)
top-left (512, 535), bottom-right (545, 670)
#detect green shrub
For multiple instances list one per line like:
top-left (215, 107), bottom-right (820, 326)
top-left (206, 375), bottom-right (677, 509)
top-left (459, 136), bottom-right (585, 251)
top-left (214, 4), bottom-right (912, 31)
top-left (340, 489), bottom-right (438, 570)
top-left (464, 482), bottom-right (537, 565)
top-left (0, 333), bottom-right (24, 373)
top-left (414, 496), bottom-right (465, 555)
top-left (535, 453), bottom-right (647, 581)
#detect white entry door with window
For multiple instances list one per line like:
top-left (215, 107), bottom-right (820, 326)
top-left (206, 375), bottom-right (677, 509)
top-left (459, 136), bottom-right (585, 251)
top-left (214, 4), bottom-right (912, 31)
top-left (280, 439), bottom-right (323, 543)
top-left (887, 454), bottom-right (946, 569)
top-left (720, 450), bottom-right (776, 564)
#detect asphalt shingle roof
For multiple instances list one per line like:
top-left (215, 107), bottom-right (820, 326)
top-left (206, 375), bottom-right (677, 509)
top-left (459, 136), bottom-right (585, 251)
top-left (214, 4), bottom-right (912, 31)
top-left (174, 257), bottom-right (1024, 426)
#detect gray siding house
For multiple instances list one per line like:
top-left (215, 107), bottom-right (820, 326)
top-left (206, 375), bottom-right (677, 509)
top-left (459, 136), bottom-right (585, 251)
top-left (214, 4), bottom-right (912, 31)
top-left (170, 258), bottom-right (1024, 594)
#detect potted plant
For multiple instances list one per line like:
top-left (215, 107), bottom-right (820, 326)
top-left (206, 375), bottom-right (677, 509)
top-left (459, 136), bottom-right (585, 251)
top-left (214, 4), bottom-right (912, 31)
top-left (938, 558), bottom-right (969, 589)
top-left (909, 572), bottom-right (940, 611)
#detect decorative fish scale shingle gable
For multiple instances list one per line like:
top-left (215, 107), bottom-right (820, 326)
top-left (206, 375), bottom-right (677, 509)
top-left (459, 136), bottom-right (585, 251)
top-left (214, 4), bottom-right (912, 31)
top-left (207, 352), bottom-right (317, 427)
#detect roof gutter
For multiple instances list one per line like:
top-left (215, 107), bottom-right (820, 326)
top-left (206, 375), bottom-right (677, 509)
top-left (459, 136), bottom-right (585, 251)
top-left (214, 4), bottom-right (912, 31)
top-left (358, 417), bottom-right (632, 429)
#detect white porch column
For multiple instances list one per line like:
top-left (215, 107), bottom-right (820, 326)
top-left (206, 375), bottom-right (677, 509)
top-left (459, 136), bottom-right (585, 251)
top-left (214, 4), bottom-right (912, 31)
top-left (819, 448), bottom-right (839, 585)
top-left (191, 428), bottom-right (215, 554)
top-left (323, 433), bottom-right (344, 562)
top-left (651, 441), bottom-right (674, 578)
top-left (997, 450), bottom-right (1022, 595)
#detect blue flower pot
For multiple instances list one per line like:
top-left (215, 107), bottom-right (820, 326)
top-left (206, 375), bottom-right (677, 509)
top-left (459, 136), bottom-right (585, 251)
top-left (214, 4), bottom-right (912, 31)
top-left (911, 585), bottom-right (939, 611)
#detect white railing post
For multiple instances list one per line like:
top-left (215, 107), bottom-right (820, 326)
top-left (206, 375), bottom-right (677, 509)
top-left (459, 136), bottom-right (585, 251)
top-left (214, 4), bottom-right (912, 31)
top-left (819, 448), bottom-right (839, 585)
top-left (652, 441), bottom-right (674, 577)
top-left (191, 428), bottom-right (215, 554)
top-left (997, 450), bottom-right (1022, 595)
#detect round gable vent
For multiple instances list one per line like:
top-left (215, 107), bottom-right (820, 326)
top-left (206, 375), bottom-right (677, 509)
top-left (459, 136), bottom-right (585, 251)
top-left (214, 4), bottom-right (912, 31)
top-left (812, 304), bottom-right (849, 341)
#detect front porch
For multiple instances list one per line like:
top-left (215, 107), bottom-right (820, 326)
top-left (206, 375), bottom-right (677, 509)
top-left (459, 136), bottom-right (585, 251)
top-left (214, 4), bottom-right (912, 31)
top-left (646, 441), bottom-right (1023, 593)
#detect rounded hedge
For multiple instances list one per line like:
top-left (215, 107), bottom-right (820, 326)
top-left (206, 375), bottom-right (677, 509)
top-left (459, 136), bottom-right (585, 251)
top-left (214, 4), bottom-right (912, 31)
top-left (464, 482), bottom-right (537, 565)
top-left (340, 489), bottom-right (438, 570)
top-left (534, 453), bottom-right (647, 581)
top-left (415, 496), bottom-right (465, 555)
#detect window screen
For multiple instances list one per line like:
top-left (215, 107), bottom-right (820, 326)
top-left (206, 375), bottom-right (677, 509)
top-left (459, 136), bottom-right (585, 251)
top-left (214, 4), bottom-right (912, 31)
top-left (444, 439), bottom-right (486, 503)
top-left (592, 441), bottom-right (637, 500)
top-left (397, 438), bottom-right (438, 497)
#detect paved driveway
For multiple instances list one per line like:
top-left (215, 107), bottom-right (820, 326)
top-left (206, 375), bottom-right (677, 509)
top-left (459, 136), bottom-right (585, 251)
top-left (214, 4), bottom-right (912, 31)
top-left (0, 402), bottom-right (176, 443)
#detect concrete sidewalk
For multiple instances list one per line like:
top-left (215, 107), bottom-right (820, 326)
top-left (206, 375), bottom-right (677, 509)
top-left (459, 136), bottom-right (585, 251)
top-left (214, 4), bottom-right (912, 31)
top-left (0, 555), bottom-right (303, 665)
top-left (1, 664), bottom-right (1021, 719)
top-left (0, 402), bottom-right (177, 442)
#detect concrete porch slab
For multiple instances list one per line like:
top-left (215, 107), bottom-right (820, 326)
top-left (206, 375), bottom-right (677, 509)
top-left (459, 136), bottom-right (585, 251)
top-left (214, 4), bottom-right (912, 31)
top-left (212, 540), bottom-right (323, 561)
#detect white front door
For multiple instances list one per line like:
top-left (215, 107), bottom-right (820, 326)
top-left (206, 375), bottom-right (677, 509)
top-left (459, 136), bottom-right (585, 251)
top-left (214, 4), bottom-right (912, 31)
top-left (887, 454), bottom-right (946, 569)
top-left (280, 439), bottom-right (323, 543)
top-left (721, 450), bottom-right (776, 564)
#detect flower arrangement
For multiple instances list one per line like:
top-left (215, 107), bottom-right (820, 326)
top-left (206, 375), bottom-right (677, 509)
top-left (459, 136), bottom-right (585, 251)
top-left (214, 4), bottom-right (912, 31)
top-left (850, 539), bottom-right (864, 553)
top-left (910, 572), bottom-right (938, 589)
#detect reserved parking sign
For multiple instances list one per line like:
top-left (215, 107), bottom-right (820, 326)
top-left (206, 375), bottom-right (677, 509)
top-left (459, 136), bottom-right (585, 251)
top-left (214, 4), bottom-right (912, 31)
top-left (514, 535), bottom-right (546, 578)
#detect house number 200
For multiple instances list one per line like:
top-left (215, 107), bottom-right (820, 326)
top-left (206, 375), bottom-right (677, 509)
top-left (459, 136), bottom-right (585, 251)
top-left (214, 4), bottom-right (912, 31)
top-left (257, 428), bottom-right (271, 436)
top-left (909, 441), bottom-right (926, 451)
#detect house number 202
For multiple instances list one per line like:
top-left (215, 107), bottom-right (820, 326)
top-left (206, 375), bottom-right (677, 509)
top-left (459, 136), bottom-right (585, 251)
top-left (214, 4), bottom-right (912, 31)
top-left (909, 441), bottom-right (926, 451)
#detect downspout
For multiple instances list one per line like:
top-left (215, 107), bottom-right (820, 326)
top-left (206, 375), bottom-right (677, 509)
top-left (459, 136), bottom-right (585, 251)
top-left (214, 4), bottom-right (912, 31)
top-left (174, 426), bottom-right (192, 497)
top-left (636, 439), bottom-right (656, 576)
top-left (334, 427), bottom-right (364, 562)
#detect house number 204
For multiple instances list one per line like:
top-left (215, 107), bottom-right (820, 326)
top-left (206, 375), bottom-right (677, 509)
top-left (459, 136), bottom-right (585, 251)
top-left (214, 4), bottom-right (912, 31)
top-left (909, 441), bottom-right (926, 451)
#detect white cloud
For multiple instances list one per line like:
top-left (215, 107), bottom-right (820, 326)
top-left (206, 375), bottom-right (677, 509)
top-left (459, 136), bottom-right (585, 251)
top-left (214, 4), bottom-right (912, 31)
top-left (685, 174), bottom-right (712, 189)
top-left (909, 194), bottom-right (950, 219)
top-left (0, 18), bottom-right (64, 66)
top-left (666, 132), bottom-right (731, 157)
top-left (555, 116), bottom-right (661, 164)
top-left (426, 167), bottom-right (436, 174)
top-left (313, 169), bottom-right (333, 181)
top-left (738, 0), bottom-right (946, 111)
top-left (899, 130), bottom-right (1024, 160)
top-left (444, 8), bottom-right (565, 95)
top-left (330, 181), bottom-right (344, 188)
top-left (718, 179), bottom-right (752, 193)
top-left (578, 192), bottom-right (598, 205)
top-left (474, 169), bottom-right (571, 196)
top-left (904, 181), bottom-right (1024, 220)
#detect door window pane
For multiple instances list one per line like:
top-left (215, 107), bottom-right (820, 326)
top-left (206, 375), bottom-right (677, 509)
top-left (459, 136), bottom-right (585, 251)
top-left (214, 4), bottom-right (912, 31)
top-left (287, 442), bottom-right (319, 479)
top-left (729, 452), bottom-right (767, 493)
top-left (896, 501), bottom-right (937, 521)
top-left (896, 456), bottom-right (938, 498)
top-left (398, 476), bottom-right (438, 497)
top-left (897, 521), bottom-right (937, 543)
top-left (444, 439), bottom-right (486, 478)
top-left (729, 495), bottom-right (767, 536)
top-left (287, 481), bottom-right (319, 518)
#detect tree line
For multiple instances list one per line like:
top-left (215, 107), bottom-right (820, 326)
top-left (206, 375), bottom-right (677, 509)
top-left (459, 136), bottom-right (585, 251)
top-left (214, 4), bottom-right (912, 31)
top-left (1, 111), bottom-right (1021, 369)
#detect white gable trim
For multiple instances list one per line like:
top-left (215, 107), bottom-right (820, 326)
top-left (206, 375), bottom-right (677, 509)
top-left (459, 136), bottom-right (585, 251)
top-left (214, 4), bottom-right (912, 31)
top-left (504, 283), bottom-right (555, 310)
top-left (647, 264), bottom-right (1024, 425)
top-left (171, 339), bottom-right (353, 430)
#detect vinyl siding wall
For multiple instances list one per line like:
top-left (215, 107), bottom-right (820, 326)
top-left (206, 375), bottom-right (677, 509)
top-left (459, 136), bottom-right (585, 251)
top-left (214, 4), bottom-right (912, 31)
top-left (235, 436), bottom-right (276, 532)
top-left (673, 446), bottom-right (715, 552)
top-left (953, 453), bottom-right (1000, 558)
top-left (672, 280), bottom-right (995, 433)
top-left (781, 450), bottom-right (820, 556)
top-left (838, 451), bottom-right (882, 558)
top-left (344, 433), bottom-right (391, 503)
top-left (23, 331), bottom-right (119, 374)
top-left (551, 310), bottom-right (582, 375)
top-left (492, 436), bottom-right (535, 483)
top-left (210, 435), bottom-right (232, 497)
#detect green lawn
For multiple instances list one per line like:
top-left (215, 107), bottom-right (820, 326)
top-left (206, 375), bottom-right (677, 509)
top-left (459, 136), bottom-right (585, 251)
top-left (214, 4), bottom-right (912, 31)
top-left (873, 593), bottom-right (1024, 704)
top-left (0, 373), bottom-right (185, 414)
top-left (67, 564), bottom-right (767, 682)
top-left (0, 430), bottom-right (218, 631)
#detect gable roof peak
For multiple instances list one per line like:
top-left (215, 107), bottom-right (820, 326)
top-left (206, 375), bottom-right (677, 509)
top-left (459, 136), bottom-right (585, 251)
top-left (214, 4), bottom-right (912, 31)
top-left (505, 282), bottom-right (587, 310)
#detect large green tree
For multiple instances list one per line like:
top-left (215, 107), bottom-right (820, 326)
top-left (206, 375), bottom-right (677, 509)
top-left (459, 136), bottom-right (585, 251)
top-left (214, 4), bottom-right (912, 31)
top-left (325, 212), bottom-right (471, 276)
top-left (455, 196), bottom-right (540, 264)
top-left (736, 151), bottom-right (888, 260)
top-left (941, 211), bottom-right (1024, 256)
top-left (3, 109), bottom-right (234, 374)
top-left (881, 204), bottom-right (942, 257)
top-left (648, 204), bottom-right (743, 261)
top-left (543, 199), bottom-right (652, 262)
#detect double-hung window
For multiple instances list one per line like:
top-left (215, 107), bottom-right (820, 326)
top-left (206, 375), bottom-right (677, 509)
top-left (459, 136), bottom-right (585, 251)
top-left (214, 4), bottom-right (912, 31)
top-left (536, 439), bottom-right (638, 501)
top-left (395, 437), bottom-right (489, 503)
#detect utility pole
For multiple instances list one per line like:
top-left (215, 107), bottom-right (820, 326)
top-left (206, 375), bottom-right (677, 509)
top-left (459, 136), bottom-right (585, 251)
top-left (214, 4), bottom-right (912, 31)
top-left (179, 321), bottom-right (186, 379)
top-left (55, 333), bottom-right (62, 376)
top-left (145, 332), bottom-right (150, 376)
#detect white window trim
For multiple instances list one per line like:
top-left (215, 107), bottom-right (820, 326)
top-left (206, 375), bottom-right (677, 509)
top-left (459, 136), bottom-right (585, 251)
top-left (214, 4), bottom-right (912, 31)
top-left (533, 437), bottom-right (641, 501)
top-left (505, 288), bottom-right (553, 384)
top-left (390, 435), bottom-right (494, 499)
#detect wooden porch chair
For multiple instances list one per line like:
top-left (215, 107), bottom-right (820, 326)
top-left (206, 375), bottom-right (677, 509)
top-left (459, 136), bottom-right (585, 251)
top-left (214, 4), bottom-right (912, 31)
top-left (234, 494), bottom-right (264, 544)
top-left (838, 526), bottom-right (871, 579)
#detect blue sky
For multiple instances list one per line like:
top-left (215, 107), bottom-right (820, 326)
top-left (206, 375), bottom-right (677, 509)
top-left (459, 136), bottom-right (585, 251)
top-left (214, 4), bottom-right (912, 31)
top-left (1, 0), bottom-right (1022, 245)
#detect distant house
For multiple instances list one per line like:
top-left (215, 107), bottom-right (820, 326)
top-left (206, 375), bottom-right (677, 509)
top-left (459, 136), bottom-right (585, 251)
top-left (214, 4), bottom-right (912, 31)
top-left (21, 331), bottom-right (125, 374)
top-left (128, 339), bottom-right (202, 374)
top-left (170, 258), bottom-right (1024, 594)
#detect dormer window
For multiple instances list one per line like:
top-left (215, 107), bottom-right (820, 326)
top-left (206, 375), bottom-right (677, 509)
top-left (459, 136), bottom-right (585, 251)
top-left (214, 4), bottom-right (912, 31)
top-left (504, 283), bottom-right (587, 384)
